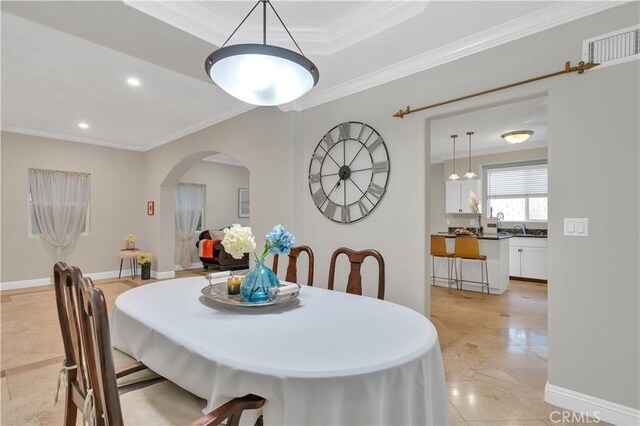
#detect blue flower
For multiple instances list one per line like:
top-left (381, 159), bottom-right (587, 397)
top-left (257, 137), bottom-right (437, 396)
top-left (265, 225), bottom-right (296, 256)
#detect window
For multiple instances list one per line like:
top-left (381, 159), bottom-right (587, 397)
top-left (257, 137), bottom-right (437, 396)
top-left (487, 163), bottom-right (548, 222)
top-left (28, 188), bottom-right (90, 236)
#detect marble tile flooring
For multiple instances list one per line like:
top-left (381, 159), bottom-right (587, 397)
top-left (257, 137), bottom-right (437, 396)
top-left (0, 271), bottom-right (583, 425)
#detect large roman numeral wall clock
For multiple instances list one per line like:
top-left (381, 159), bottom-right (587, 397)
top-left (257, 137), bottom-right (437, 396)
top-left (308, 121), bottom-right (390, 224)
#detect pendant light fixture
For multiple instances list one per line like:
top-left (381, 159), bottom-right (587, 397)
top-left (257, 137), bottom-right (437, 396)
top-left (501, 130), bottom-right (534, 144)
top-left (205, 0), bottom-right (319, 106)
top-left (448, 134), bottom-right (460, 180)
top-left (464, 131), bottom-right (477, 179)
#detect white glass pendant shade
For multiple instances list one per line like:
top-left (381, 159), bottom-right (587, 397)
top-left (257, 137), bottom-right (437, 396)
top-left (501, 130), bottom-right (534, 144)
top-left (206, 44), bottom-right (319, 106)
top-left (464, 170), bottom-right (477, 179)
top-left (449, 172), bottom-right (460, 180)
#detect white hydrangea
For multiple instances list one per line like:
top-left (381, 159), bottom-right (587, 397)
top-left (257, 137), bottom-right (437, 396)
top-left (221, 224), bottom-right (256, 259)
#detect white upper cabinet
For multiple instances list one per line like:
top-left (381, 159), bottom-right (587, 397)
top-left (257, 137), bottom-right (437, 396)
top-left (446, 179), bottom-right (482, 214)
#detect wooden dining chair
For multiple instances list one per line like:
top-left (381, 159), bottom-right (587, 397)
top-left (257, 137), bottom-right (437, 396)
top-left (54, 262), bottom-right (158, 425)
top-left (328, 247), bottom-right (385, 300)
top-left (272, 245), bottom-right (314, 286)
top-left (75, 271), bottom-right (266, 426)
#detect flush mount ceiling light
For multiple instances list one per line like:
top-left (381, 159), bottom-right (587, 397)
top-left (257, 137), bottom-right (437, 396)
top-left (448, 134), bottom-right (460, 180)
top-left (464, 131), bottom-right (477, 179)
top-left (501, 130), bottom-right (534, 144)
top-left (205, 0), bottom-right (319, 106)
top-left (127, 77), bottom-right (141, 87)
top-left (78, 122), bottom-right (89, 129)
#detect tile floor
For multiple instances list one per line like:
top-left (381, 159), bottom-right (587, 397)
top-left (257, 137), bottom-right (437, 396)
top-left (0, 271), bottom-right (590, 425)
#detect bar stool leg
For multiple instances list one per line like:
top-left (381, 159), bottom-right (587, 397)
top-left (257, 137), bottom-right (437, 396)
top-left (480, 261), bottom-right (485, 299)
top-left (484, 260), bottom-right (490, 295)
top-left (431, 255), bottom-right (435, 287)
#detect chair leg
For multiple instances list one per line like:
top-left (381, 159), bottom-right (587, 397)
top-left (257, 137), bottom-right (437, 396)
top-left (119, 259), bottom-right (123, 279)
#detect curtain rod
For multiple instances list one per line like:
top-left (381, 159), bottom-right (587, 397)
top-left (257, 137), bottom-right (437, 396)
top-left (393, 60), bottom-right (598, 119)
top-left (29, 168), bottom-right (91, 176)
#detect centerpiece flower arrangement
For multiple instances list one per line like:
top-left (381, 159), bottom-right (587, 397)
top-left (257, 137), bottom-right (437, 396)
top-left (123, 234), bottom-right (136, 249)
top-left (468, 191), bottom-right (483, 235)
top-left (222, 224), bottom-right (295, 302)
top-left (137, 252), bottom-right (153, 280)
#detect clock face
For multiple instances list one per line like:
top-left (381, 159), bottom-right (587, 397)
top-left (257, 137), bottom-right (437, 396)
top-left (308, 121), bottom-right (390, 224)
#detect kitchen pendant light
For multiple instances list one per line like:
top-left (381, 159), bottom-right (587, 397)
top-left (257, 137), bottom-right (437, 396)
top-left (205, 0), bottom-right (319, 106)
top-left (501, 130), bottom-right (534, 144)
top-left (449, 134), bottom-right (460, 180)
top-left (464, 131), bottom-right (477, 179)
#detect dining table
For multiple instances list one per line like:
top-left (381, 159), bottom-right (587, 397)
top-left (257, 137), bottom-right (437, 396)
top-left (110, 272), bottom-right (448, 425)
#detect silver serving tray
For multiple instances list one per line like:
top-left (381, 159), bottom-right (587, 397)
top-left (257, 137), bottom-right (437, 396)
top-left (201, 282), bottom-right (299, 307)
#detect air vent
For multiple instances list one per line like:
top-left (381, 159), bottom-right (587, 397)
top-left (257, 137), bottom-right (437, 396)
top-left (583, 25), bottom-right (639, 68)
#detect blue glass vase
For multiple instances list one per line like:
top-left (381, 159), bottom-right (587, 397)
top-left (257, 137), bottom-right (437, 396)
top-left (240, 258), bottom-right (280, 303)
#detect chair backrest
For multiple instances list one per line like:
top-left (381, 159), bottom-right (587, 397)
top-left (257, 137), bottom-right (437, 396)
top-left (53, 262), bottom-right (93, 422)
top-left (454, 237), bottom-right (481, 259)
top-left (430, 235), bottom-right (450, 256)
top-left (327, 247), bottom-right (385, 300)
top-left (272, 245), bottom-right (314, 286)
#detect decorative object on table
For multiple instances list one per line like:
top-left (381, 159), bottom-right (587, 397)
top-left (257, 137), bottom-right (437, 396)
top-left (147, 201), bottom-right (155, 216)
top-left (454, 228), bottom-right (472, 236)
top-left (204, 0), bottom-right (319, 106)
top-left (201, 281), bottom-right (300, 307)
top-left (123, 234), bottom-right (136, 249)
top-left (238, 188), bottom-right (250, 218)
top-left (308, 121), bottom-right (390, 224)
top-left (468, 190), bottom-right (483, 235)
top-left (227, 275), bottom-right (243, 295)
top-left (137, 252), bottom-right (153, 280)
top-left (221, 224), bottom-right (295, 303)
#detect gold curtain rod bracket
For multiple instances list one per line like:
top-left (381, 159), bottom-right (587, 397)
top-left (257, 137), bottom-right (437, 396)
top-left (392, 60), bottom-right (599, 118)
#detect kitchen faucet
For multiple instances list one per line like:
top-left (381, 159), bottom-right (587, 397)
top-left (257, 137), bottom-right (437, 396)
top-left (496, 212), bottom-right (504, 233)
top-left (513, 224), bottom-right (527, 235)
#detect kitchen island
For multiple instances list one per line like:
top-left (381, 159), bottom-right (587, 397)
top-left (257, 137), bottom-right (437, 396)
top-left (431, 233), bottom-right (512, 294)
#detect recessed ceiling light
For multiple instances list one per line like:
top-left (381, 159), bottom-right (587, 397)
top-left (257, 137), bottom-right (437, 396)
top-left (78, 122), bottom-right (89, 129)
top-left (127, 77), bottom-right (141, 86)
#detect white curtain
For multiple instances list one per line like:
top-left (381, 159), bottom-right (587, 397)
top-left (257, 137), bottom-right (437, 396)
top-left (28, 168), bottom-right (91, 261)
top-left (175, 183), bottom-right (205, 268)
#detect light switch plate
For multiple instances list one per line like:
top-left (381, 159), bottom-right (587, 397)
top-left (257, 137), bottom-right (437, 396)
top-left (564, 218), bottom-right (589, 237)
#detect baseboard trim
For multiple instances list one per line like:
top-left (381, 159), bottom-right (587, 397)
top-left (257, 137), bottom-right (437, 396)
top-left (173, 262), bottom-right (202, 271)
top-left (545, 383), bottom-right (640, 425)
top-left (1, 269), bottom-right (135, 291)
top-left (152, 270), bottom-right (175, 280)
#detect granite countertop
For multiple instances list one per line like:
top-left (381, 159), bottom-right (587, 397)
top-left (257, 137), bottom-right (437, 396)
top-left (434, 233), bottom-right (512, 240)
top-left (507, 234), bottom-right (548, 238)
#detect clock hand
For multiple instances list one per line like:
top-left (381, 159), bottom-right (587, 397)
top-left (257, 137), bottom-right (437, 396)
top-left (325, 178), bottom-right (342, 199)
top-left (348, 177), bottom-right (375, 206)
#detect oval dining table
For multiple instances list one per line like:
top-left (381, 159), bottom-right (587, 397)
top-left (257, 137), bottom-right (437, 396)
top-left (110, 274), bottom-right (448, 425)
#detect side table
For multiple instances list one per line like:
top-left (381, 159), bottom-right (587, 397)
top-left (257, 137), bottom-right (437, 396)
top-left (118, 249), bottom-right (141, 279)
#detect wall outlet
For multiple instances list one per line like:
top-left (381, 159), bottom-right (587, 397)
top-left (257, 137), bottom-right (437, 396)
top-left (470, 219), bottom-right (475, 225)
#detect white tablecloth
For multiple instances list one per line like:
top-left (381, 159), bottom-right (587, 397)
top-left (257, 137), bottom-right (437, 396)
top-left (110, 276), bottom-right (448, 425)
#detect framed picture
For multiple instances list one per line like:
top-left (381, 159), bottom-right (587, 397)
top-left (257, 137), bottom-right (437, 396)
top-left (238, 188), bottom-right (250, 218)
top-left (147, 201), bottom-right (155, 216)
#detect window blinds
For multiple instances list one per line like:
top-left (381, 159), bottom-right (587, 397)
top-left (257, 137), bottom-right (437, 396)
top-left (487, 165), bottom-right (548, 197)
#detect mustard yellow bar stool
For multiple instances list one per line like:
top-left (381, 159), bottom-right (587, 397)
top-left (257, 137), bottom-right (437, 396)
top-left (454, 237), bottom-right (490, 298)
top-left (430, 236), bottom-right (457, 293)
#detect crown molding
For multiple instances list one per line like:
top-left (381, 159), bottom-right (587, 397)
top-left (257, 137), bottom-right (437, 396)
top-left (280, 1), bottom-right (624, 112)
top-left (2, 103), bottom-right (255, 153)
top-left (123, 0), bottom-right (427, 55)
top-left (140, 103), bottom-right (256, 152)
top-left (0, 125), bottom-right (148, 151)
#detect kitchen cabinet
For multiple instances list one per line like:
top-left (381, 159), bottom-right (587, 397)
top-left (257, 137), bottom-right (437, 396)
top-left (509, 237), bottom-right (548, 280)
top-left (445, 179), bottom-right (482, 214)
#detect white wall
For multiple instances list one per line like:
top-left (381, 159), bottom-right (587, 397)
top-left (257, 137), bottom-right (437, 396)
top-left (0, 132), bottom-right (148, 284)
top-left (175, 160), bottom-right (249, 265)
